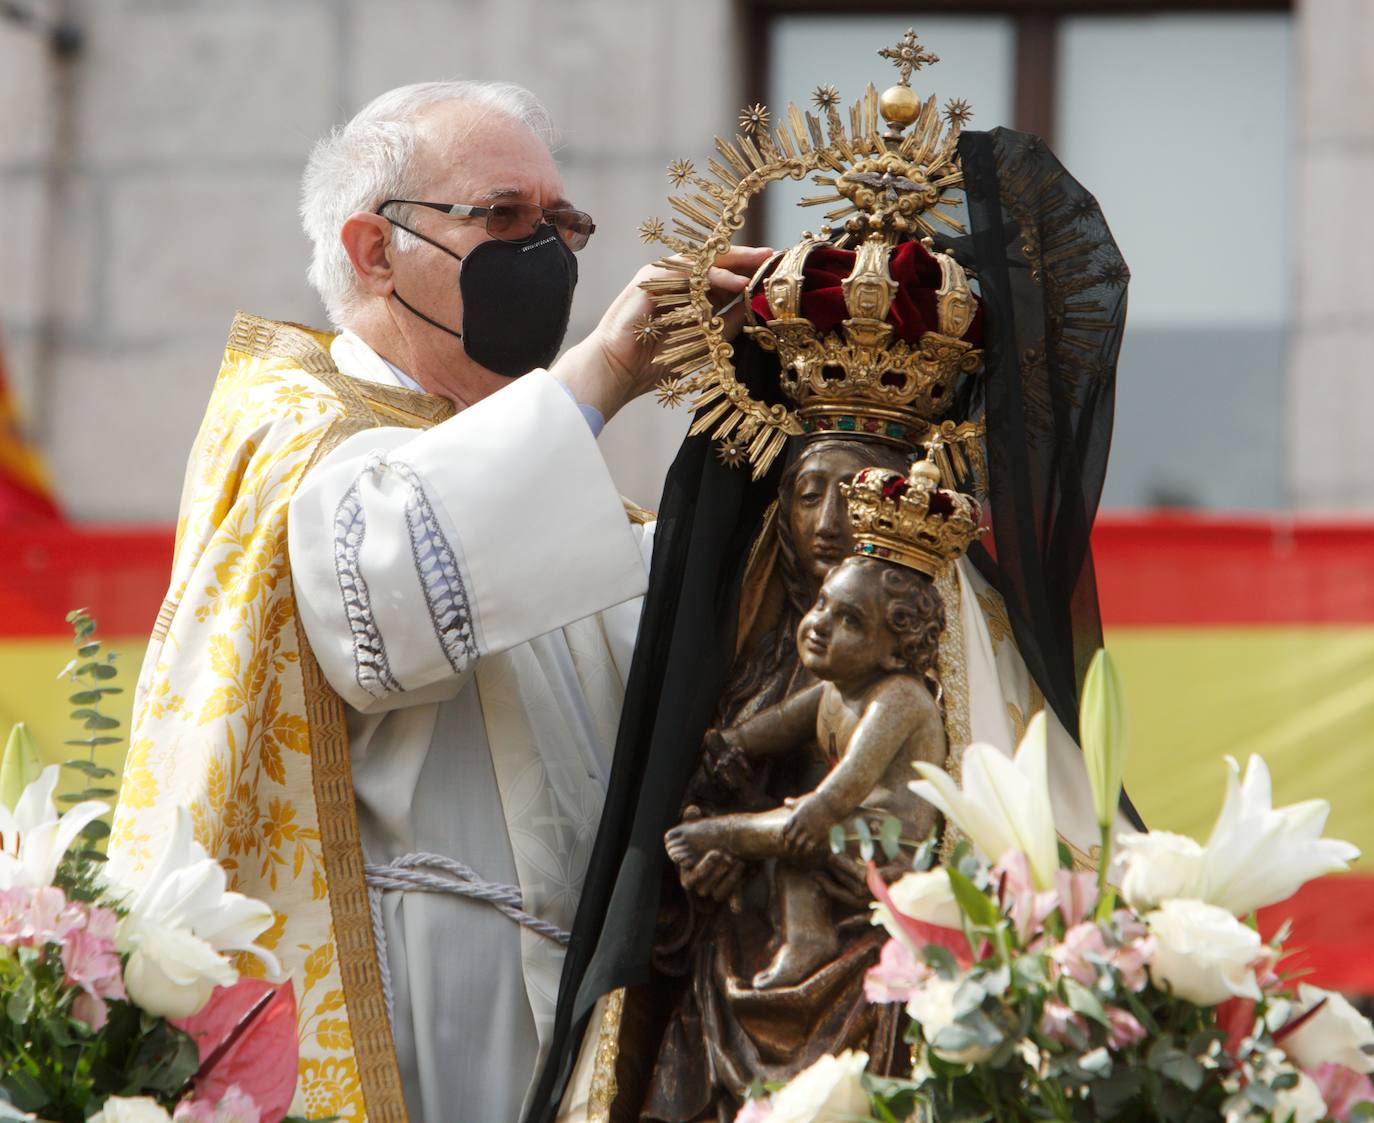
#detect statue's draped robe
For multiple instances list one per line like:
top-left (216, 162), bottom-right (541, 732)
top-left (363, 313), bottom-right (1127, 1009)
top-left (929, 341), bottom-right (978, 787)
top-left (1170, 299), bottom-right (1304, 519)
top-left (633, 512), bottom-right (1121, 1122)
top-left (110, 314), bottom-right (651, 1122)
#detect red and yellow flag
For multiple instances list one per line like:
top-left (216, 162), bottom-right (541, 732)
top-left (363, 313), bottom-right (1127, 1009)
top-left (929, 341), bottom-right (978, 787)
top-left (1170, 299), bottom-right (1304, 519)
top-left (0, 333), bottom-right (62, 524)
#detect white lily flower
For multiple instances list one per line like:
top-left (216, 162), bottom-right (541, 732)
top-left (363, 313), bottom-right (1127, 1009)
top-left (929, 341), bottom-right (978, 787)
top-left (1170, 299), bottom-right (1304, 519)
top-left (1202, 755), bottom-right (1359, 916)
top-left (0, 765), bottom-right (108, 891)
top-left (108, 808), bottom-right (280, 1018)
top-left (910, 710), bottom-right (1059, 890)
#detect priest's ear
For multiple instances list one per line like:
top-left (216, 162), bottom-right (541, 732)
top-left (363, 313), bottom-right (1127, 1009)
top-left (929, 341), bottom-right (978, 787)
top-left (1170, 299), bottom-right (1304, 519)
top-left (340, 212), bottom-right (395, 297)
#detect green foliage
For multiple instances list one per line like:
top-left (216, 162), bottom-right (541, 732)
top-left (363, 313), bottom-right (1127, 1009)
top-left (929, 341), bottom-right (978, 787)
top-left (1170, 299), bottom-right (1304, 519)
top-left (57, 609), bottom-right (122, 858)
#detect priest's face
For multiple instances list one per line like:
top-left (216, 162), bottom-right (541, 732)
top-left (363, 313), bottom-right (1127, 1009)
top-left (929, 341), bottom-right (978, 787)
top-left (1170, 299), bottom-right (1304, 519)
top-left (383, 101), bottom-right (571, 405)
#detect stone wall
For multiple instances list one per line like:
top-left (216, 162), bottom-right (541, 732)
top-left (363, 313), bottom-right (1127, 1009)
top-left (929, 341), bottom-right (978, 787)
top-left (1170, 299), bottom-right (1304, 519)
top-left (0, 0), bottom-right (740, 519)
top-left (3, 1), bottom-right (1370, 519)
top-left (1289, 0), bottom-right (1374, 511)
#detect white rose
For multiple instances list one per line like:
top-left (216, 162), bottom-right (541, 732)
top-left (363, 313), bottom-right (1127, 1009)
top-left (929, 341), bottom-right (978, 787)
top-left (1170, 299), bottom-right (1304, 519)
top-left (1272, 1071), bottom-right (1327, 1123)
top-left (1116, 831), bottom-right (1206, 910)
top-left (1282, 984), bottom-right (1374, 1075)
top-left (1145, 899), bottom-right (1262, 1006)
top-left (872, 869), bottom-right (963, 939)
top-left (121, 921), bottom-right (238, 1018)
top-left (907, 976), bottom-right (996, 1064)
top-left (89, 1097), bottom-right (173, 1123)
top-left (766, 1050), bottom-right (871, 1123)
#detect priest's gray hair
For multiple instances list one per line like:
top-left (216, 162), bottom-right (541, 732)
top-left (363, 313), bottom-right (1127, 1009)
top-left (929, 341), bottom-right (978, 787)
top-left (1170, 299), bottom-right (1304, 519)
top-left (301, 79), bottom-right (556, 327)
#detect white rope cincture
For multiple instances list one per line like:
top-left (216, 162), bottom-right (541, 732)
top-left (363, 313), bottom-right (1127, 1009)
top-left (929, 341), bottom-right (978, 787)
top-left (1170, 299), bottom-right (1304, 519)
top-left (363, 851), bottom-right (572, 947)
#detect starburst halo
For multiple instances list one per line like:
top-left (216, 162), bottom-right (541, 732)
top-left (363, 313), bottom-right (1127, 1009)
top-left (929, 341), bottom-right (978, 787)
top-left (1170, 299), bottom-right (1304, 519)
top-left (632, 314), bottom-right (664, 346)
top-left (738, 103), bottom-right (769, 134)
top-left (638, 217), bottom-right (666, 244)
top-left (811, 84), bottom-right (841, 111)
top-left (667, 159), bottom-right (695, 187)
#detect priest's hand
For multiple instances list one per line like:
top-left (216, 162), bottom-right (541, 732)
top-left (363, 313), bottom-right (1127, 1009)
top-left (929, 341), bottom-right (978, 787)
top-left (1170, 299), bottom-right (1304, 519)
top-left (550, 245), bottom-right (772, 424)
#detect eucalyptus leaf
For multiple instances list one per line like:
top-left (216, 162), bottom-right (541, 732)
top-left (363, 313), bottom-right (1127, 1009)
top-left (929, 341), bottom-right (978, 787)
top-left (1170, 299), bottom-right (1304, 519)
top-left (1146, 1041), bottom-right (1204, 1092)
top-left (922, 943), bottom-right (959, 979)
top-left (981, 964), bottom-right (1011, 997)
top-left (64, 737), bottom-right (121, 748)
top-left (1064, 977), bottom-right (1110, 1027)
top-left (828, 823), bottom-right (846, 856)
top-left (1348, 1103), bottom-right (1374, 1123)
top-left (952, 977), bottom-right (987, 1018)
top-left (1078, 1046), bottom-right (1113, 1078)
top-left (1243, 1080), bottom-right (1276, 1111)
top-left (855, 817), bottom-right (875, 861)
top-left (80, 819), bottom-right (111, 840)
top-left (879, 815), bottom-right (903, 861)
top-left (1012, 954), bottom-right (1048, 988)
top-left (63, 759), bottom-right (115, 777)
top-left (77, 642), bottom-right (101, 657)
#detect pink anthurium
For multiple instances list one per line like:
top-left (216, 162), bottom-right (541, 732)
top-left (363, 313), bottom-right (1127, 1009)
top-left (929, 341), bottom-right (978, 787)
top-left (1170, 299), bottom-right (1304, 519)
top-left (866, 861), bottom-right (974, 969)
top-left (171, 977), bottom-right (298, 1120)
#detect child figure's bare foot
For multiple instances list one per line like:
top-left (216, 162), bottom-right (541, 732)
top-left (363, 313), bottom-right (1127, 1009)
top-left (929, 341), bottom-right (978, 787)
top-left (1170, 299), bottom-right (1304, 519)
top-left (751, 926), bottom-right (838, 989)
top-left (665, 808), bottom-right (729, 872)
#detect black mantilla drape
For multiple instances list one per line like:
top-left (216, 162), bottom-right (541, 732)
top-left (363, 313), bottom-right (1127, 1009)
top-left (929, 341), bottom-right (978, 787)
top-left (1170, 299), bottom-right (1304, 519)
top-left (523, 127), bottom-right (1140, 1123)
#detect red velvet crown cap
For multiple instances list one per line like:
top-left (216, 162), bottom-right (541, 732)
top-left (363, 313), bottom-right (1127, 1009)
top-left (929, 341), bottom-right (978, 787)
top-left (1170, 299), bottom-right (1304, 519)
top-left (749, 239), bottom-right (986, 347)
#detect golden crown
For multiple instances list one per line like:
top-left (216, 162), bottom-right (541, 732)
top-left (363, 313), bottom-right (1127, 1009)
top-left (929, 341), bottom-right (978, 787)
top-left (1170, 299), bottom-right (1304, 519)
top-left (638, 29), bottom-right (983, 478)
top-left (746, 233), bottom-right (982, 449)
top-left (841, 457), bottom-right (985, 577)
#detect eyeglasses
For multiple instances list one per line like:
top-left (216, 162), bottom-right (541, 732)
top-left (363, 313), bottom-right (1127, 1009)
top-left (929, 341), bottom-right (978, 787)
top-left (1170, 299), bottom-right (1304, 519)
top-left (378, 198), bottom-right (596, 252)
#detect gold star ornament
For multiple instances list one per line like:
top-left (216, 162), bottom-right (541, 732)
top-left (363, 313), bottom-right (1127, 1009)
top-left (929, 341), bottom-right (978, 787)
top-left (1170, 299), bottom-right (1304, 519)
top-left (738, 103), bottom-right (769, 134)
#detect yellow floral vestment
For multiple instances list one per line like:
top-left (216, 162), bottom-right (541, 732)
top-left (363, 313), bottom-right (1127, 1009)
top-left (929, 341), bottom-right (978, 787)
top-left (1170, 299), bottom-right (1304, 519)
top-left (111, 313), bottom-right (453, 1122)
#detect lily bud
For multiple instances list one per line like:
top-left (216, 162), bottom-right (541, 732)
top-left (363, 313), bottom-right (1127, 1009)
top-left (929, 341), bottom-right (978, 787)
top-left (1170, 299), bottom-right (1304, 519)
top-left (1080, 649), bottom-right (1127, 831)
top-left (0, 723), bottom-right (43, 813)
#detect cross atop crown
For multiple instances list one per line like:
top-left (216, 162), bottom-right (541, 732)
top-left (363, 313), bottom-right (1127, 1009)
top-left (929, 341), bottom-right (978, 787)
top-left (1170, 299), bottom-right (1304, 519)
top-left (878, 29), bottom-right (940, 86)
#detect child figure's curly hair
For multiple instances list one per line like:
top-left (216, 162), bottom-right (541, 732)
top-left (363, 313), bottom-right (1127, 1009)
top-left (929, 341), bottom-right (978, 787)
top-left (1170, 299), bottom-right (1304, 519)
top-left (848, 556), bottom-right (945, 692)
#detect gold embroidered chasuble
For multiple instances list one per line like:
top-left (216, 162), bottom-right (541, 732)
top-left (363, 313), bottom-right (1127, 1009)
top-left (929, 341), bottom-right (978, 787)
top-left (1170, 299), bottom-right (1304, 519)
top-left (110, 313), bottom-right (489, 1121)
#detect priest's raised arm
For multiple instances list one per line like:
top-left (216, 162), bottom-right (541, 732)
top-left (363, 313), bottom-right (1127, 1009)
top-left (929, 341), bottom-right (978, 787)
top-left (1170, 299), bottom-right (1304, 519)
top-left (287, 370), bottom-right (649, 715)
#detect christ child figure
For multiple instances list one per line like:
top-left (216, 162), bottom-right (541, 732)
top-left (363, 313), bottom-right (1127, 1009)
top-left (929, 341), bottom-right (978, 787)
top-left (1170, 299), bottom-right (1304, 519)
top-left (666, 550), bottom-right (948, 989)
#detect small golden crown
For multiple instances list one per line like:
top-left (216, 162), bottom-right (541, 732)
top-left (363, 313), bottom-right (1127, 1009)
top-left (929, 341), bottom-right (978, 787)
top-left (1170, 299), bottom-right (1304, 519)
top-left (745, 232), bottom-right (982, 449)
top-left (639, 29), bottom-right (984, 478)
top-left (841, 457), bottom-right (984, 577)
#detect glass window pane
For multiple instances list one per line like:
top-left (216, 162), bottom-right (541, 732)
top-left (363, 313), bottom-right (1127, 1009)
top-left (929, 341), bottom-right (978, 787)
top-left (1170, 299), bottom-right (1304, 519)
top-left (1056, 14), bottom-right (1294, 510)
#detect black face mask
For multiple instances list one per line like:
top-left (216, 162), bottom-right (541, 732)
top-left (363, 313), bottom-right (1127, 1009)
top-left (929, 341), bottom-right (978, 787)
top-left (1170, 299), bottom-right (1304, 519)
top-left (383, 217), bottom-right (578, 379)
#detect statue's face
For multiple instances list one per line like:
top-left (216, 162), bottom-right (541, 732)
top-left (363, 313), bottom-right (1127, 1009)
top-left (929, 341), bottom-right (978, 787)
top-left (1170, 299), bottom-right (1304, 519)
top-left (786, 444), bottom-right (877, 591)
top-left (796, 558), bottom-right (895, 686)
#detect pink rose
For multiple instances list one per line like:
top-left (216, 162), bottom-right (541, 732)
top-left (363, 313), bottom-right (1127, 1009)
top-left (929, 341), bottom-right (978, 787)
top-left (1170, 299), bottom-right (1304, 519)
top-left (864, 938), bottom-right (932, 1006)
